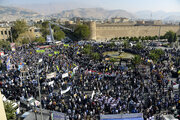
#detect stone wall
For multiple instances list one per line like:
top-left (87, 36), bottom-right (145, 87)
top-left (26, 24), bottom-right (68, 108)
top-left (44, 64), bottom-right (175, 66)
top-left (89, 23), bottom-right (180, 41)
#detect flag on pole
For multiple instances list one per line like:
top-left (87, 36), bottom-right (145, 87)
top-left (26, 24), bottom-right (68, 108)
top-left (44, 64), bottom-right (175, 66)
top-left (6, 57), bottom-right (11, 70)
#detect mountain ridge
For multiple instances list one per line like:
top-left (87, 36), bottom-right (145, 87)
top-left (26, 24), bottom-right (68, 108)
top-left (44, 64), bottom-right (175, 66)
top-left (49, 8), bottom-right (136, 19)
top-left (0, 5), bottom-right (180, 22)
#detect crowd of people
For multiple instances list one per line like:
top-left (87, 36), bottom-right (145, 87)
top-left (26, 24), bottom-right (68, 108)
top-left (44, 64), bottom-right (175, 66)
top-left (0, 42), bottom-right (179, 120)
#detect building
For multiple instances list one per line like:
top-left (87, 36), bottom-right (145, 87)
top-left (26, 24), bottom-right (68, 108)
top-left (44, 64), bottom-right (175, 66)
top-left (0, 27), bottom-right (11, 41)
top-left (65, 21), bottom-right (74, 26)
top-left (28, 27), bottom-right (41, 38)
top-left (111, 17), bottom-right (129, 23)
top-left (0, 91), bottom-right (7, 120)
top-left (136, 21), bottom-right (145, 25)
top-left (145, 20), bottom-right (162, 25)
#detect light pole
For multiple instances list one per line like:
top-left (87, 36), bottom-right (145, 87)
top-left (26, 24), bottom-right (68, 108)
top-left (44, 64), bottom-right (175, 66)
top-left (37, 58), bottom-right (43, 120)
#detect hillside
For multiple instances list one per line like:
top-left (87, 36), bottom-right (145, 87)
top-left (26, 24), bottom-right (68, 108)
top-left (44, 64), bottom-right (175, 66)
top-left (136, 10), bottom-right (180, 22)
top-left (0, 5), bottom-right (41, 21)
top-left (50, 8), bottom-right (136, 19)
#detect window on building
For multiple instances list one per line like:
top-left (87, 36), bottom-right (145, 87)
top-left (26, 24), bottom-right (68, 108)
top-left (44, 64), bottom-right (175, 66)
top-left (9, 31), bottom-right (11, 35)
top-left (1, 31), bottom-right (3, 35)
top-left (5, 31), bottom-right (7, 35)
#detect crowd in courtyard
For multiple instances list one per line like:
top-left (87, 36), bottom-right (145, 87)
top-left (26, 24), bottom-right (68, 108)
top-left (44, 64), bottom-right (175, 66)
top-left (0, 42), bottom-right (179, 120)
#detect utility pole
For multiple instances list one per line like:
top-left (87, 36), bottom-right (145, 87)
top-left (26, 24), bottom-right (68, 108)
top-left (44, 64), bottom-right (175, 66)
top-left (37, 59), bottom-right (43, 120)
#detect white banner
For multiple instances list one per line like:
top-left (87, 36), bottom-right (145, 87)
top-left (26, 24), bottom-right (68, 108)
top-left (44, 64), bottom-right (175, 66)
top-left (61, 86), bottom-right (71, 95)
top-left (91, 91), bottom-right (95, 100)
top-left (48, 81), bottom-right (54, 86)
top-left (46, 72), bottom-right (56, 79)
top-left (62, 73), bottom-right (68, 79)
top-left (73, 66), bottom-right (79, 73)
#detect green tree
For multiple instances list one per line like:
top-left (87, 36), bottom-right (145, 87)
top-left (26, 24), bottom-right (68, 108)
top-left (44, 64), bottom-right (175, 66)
top-left (4, 101), bottom-right (16, 120)
top-left (160, 35), bottom-right (165, 39)
top-left (82, 44), bottom-right (94, 55)
top-left (53, 25), bottom-right (61, 33)
top-left (129, 37), bottom-right (134, 41)
top-left (0, 40), bottom-right (10, 50)
top-left (133, 37), bottom-right (138, 41)
top-left (110, 58), bottom-right (117, 62)
top-left (164, 31), bottom-right (177, 43)
top-left (114, 37), bottom-right (118, 40)
top-left (141, 36), bottom-right (145, 41)
top-left (40, 21), bottom-right (50, 38)
top-left (108, 42), bottom-right (116, 48)
top-left (21, 38), bottom-right (29, 44)
top-left (74, 24), bottom-right (90, 39)
top-left (135, 42), bottom-right (143, 50)
top-left (12, 20), bottom-right (28, 40)
top-left (149, 49), bottom-right (164, 62)
top-left (35, 37), bottom-right (46, 43)
top-left (42, 21), bottom-right (49, 28)
top-left (124, 40), bottom-right (129, 48)
top-left (54, 30), bottom-right (65, 41)
top-left (91, 52), bottom-right (100, 60)
top-left (132, 55), bottom-right (142, 66)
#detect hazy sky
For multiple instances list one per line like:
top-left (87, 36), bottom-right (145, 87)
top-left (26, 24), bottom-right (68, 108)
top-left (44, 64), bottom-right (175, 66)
top-left (1, 0), bottom-right (180, 12)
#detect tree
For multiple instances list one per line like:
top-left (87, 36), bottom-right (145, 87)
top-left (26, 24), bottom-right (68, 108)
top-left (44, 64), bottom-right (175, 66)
top-left (108, 42), bottom-right (116, 48)
top-left (74, 24), bottom-right (90, 39)
top-left (4, 101), bottom-right (16, 120)
top-left (0, 40), bottom-right (10, 50)
top-left (110, 58), bottom-right (117, 62)
top-left (164, 31), bottom-right (177, 43)
top-left (149, 49), bottom-right (165, 62)
top-left (91, 52), bottom-right (100, 60)
top-left (35, 37), bottom-right (46, 43)
top-left (129, 37), bottom-right (134, 41)
top-left (135, 42), bottom-right (143, 50)
top-left (124, 40), bottom-right (129, 48)
top-left (160, 36), bottom-right (165, 39)
top-left (53, 25), bottom-right (61, 33)
top-left (132, 55), bottom-right (142, 66)
top-left (40, 21), bottom-right (50, 38)
top-left (54, 30), bottom-right (65, 41)
top-left (12, 20), bottom-right (28, 40)
top-left (114, 37), bottom-right (118, 40)
top-left (82, 44), bottom-right (94, 55)
top-left (42, 21), bottom-right (49, 28)
top-left (21, 38), bottom-right (30, 44)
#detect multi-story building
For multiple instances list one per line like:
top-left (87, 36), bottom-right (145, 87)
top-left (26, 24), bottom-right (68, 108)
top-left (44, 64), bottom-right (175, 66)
top-left (111, 17), bottom-right (129, 23)
top-left (0, 27), bottom-right (11, 41)
top-left (0, 92), bottom-right (7, 120)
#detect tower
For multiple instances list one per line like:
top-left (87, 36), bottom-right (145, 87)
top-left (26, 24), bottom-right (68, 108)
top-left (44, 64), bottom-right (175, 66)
top-left (89, 21), bottom-right (96, 40)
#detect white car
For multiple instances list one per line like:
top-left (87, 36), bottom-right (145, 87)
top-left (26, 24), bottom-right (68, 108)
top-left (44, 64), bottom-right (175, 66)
top-left (20, 97), bottom-right (40, 107)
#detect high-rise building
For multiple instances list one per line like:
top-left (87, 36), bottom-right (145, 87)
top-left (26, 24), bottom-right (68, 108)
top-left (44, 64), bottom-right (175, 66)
top-left (0, 91), bottom-right (7, 120)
